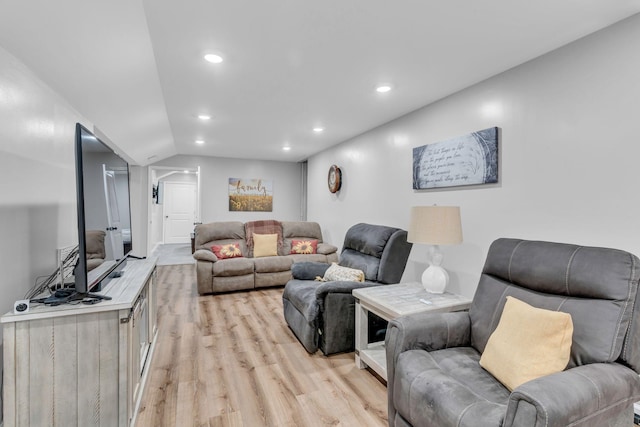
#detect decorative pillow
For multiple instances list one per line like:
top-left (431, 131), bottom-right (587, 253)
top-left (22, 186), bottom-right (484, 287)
top-left (253, 233), bottom-right (278, 258)
top-left (321, 262), bottom-right (365, 282)
top-left (290, 239), bottom-right (318, 254)
top-left (479, 296), bottom-right (573, 391)
top-left (211, 243), bottom-right (243, 259)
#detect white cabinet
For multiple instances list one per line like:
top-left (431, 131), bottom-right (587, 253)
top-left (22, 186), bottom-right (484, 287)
top-left (2, 258), bottom-right (158, 427)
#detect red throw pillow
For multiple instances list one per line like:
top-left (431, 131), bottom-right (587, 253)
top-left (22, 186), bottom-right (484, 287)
top-left (290, 239), bottom-right (318, 254)
top-left (211, 243), bottom-right (243, 259)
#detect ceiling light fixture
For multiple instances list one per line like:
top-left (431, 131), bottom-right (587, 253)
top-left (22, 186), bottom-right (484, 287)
top-left (198, 114), bottom-right (211, 120)
top-left (376, 85), bottom-right (392, 93)
top-left (282, 146), bottom-right (291, 151)
top-left (313, 127), bottom-right (324, 133)
top-left (204, 54), bottom-right (223, 64)
top-left (195, 139), bottom-right (205, 145)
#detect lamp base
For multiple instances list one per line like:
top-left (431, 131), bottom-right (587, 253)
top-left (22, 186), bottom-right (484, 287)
top-left (421, 265), bottom-right (449, 294)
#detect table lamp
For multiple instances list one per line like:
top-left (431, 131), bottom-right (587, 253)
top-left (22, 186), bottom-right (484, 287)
top-left (408, 206), bottom-right (463, 293)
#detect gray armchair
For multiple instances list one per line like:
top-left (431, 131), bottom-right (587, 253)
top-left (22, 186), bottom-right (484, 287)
top-left (283, 223), bottom-right (412, 355)
top-left (386, 238), bottom-right (640, 427)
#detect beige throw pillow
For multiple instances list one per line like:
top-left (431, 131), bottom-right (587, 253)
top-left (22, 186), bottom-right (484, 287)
top-left (321, 263), bottom-right (365, 282)
top-left (479, 296), bottom-right (573, 391)
top-left (253, 233), bottom-right (278, 258)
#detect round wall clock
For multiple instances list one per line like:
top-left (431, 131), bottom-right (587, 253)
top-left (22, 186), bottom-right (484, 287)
top-left (328, 164), bottom-right (342, 193)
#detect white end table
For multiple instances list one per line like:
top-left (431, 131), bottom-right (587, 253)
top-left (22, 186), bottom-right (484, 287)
top-left (353, 282), bottom-right (472, 381)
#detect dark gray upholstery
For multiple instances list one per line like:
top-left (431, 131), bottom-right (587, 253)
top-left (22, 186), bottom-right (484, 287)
top-left (386, 238), bottom-right (640, 427)
top-left (282, 223), bottom-right (412, 355)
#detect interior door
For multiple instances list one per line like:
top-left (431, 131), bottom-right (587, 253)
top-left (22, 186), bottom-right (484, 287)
top-left (163, 182), bottom-right (196, 244)
top-left (103, 165), bottom-right (124, 259)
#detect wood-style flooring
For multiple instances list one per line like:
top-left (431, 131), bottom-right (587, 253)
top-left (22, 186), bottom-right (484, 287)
top-left (135, 264), bottom-right (388, 427)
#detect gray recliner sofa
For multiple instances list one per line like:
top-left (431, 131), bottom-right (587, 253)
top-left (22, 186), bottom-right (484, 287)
top-left (193, 220), bottom-right (338, 294)
top-left (282, 223), bottom-right (413, 355)
top-left (386, 238), bottom-right (640, 427)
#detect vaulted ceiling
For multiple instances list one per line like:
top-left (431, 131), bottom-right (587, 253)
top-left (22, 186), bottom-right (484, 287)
top-left (1, 1), bottom-right (639, 165)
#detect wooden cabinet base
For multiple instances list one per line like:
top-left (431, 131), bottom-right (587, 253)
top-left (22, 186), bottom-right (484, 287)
top-left (2, 258), bottom-right (158, 427)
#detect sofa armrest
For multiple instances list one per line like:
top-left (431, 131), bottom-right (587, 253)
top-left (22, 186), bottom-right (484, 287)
top-left (505, 363), bottom-right (640, 427)
top-left (385, 311), bottom-right (471, 356)
top-left (317, 243), bottom-right (338, 255)
top-left (385, 311), bottom-right (471, 424)
top-left (193, 249), bottom-right (218, 262)
top-left (314, 280), bottom-right (382, 298)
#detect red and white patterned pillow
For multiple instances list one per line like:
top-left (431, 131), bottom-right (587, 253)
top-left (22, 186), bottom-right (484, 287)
top-left (211, 243), bottom-right (243, 259)
top-left (290, 239), bottom-right (318, 254)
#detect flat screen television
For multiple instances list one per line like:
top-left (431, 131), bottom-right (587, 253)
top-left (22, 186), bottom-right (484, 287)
top-left (72, 123), bottom-right (133, 299)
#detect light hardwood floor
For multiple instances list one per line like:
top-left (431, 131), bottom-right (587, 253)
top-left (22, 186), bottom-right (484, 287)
top-left (135, 264), bottom-right (388, 427)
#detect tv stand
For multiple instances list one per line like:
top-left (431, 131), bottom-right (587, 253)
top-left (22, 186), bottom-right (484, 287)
top-left (79, 292), bottom-right (112, 301)
top-left (2, 258), bottom-right (157, 426)
top-left (31, 289), bottom-right (113, 306)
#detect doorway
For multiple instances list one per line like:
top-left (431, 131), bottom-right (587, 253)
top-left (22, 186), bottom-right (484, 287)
top-left (148, 166), bottom-right (201, 254)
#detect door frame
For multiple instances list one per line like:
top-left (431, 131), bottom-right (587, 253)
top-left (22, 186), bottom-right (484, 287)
top-left (147, 166), bottom-right (201, 255)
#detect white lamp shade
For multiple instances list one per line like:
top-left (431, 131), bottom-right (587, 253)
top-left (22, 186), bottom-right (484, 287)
top-left (408, 206), bottom-right (463, 245)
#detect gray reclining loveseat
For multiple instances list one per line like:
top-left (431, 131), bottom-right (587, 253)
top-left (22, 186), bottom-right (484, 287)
top-left (282, 223), bottom-right (412, 355)
top-left (386, 238), bottom-right (640, 427)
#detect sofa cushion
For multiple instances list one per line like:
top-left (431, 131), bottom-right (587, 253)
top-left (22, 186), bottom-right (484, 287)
top-left (290, 239), bottom-right (318, 254)
top-left (253, 233), bottom-right (279, 257)
top-left (479, 296), bottom-right (573, 391)
top-left (282, 221), bottom-right (324, 255)
top-left (211, 243), bottom-right (243, 259)
top-left (316, 243), bottom-right (338, 255)
top-left (195, 221), bottom-right (245, 249)
top-left (245, 220), bottom-right (283, 255)
top-left (470, 238), bottom-right (640, 369)
top-left (339, 250), bottom-right (381, 282)
top-left (211, 257), bottom-right (254, 277)
top-left (393, 347), bottom-right (508, 427)
top-left (254, 255), bottom-right (292, 273)
top-left (282, 279), bottom-right (321, 321)
top-left (288, 253), bottom-right (338, 264)
top-left (282, 221), bottom-right (323, 239)
top-left (343, 223), bottom-right (400, 258)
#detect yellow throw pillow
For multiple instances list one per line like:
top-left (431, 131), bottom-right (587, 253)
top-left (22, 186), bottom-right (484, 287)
top-left (479, 296), bottom-right (573, 391)
top-left (253, 233), bottom-right (278, 258)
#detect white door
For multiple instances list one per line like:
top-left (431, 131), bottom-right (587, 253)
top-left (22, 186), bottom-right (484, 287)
top-left (103, 165), bottom-right (124, 259)
top-left (163, 182), bottom-right (197, 244)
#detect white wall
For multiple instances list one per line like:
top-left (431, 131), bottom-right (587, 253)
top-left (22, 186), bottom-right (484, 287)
top-left (0, 45), bottom-right (87, 420)
top-left (150, 155), bottom-right (305, 226)
top-left (0, 46), bottom-right (84, 308)
top-left (307, 14), bottom-right (640, 298)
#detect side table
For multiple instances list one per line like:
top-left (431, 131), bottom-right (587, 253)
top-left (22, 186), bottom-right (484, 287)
top-left (353, 282), bottom-right (472, 381)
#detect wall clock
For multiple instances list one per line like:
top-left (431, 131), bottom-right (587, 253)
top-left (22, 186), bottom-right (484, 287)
top-left (328, 164), bottom-right (342, 193)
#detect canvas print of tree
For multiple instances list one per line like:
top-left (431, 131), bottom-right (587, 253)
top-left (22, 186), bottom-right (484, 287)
top-left (228, 178), bottom-right (273, 212)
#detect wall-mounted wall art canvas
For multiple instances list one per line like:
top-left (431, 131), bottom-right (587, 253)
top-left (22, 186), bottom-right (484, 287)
top-left (228, 178), bottom-right (273, 212)
top-left (412, 127), bottom-right (499, 189)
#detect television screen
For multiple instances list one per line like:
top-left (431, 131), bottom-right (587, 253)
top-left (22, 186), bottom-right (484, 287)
top-left (74, 123), bottom-right (133, 295)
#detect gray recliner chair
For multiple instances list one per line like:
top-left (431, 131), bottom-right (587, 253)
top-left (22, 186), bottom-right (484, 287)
top-left (386, 238), bottom-right (640, 427)
top-left (283, 223), bottom-right (413, 355)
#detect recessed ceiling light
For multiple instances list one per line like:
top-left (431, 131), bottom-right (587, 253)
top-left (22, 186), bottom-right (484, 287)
top-left (204, 54), bottom-right (223, 64)
top-left (282, 146), bottom-right (291, 151)
top-left (376, 85), bottom-right (392, 93)
top-left (313, 127), bottom-right (324, 133)
top-left (198, 114), bottom-right (211, 120)
top-left (195, 139), bottom-right (205, 145)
